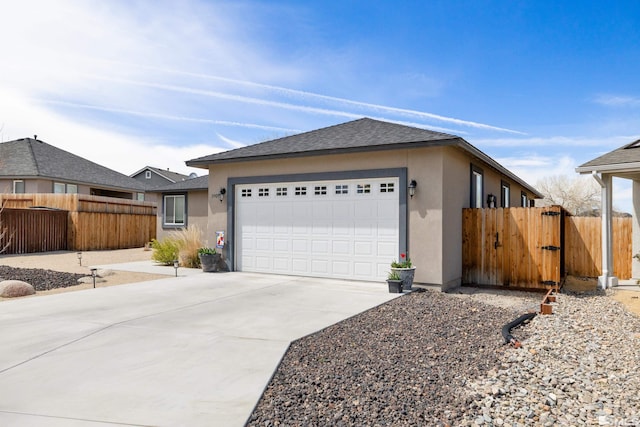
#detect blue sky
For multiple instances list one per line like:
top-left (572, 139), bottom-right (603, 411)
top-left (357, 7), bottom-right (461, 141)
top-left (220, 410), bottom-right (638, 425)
top-left (1, 1), bottom-right (639, 210)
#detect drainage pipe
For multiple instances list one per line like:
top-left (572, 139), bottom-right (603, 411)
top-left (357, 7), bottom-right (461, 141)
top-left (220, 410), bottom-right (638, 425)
top-left (502, 312), bottom-right (537, 348)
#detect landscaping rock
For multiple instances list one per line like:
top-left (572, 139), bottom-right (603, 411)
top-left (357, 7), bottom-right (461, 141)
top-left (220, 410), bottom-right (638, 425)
top-left (0, 280), bottom-right (35, 297)
top-left (96, 269), bottom-right (114, 277)
top-left (77, 276), bottom-right (107, 284)
top-left (0, 266), bottom-right (85, 291)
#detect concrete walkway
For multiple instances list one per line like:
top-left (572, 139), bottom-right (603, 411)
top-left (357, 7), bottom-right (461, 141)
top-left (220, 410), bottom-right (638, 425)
top-left (0, 269), bottom-right (400, 426)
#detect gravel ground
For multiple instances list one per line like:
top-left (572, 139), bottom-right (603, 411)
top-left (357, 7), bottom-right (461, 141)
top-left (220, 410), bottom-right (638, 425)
top-left (248, 288), bottom-right (640, 426)
top-left (0, 265), bottom-right (85, 291)
top-left (247, 289), bottom-right (531, 426)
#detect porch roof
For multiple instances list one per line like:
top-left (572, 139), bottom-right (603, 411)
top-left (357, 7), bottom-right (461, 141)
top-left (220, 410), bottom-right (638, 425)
top-left (576, 139), bottom-right (640, 179)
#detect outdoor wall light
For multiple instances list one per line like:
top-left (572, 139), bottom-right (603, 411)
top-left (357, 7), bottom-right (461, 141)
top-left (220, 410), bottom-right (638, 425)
top-left (173, 259), bottom-right (179, 277)
top-left (90, 268), bottom-right (97, 288)
top-left (213, 187), bottom-right (226, 202)
top-left (77, 252), bottom-right (82, 266)
top-left (487, 194), bottom-right (497, 208)
top-left (408, 180), bottom-right (418, 198)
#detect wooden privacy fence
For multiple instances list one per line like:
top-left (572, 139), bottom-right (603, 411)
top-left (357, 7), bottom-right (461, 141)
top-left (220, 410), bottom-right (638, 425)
top-left (564, 216), bottom-right (632, 279)
top-left (0, 194), bottom-right (157, 251)
top-left (462, 206), bottom-right (633, 290)
top-left (0, 208), bottom-right (68, 254)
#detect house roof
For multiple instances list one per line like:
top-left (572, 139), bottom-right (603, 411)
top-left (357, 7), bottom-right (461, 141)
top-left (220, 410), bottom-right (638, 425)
top-left (0, 138), bottom-right (146, 191)
top-left (130, 166), bottom-right (192, 183)
top-left (148, 175), bottom-right (208, 192)
top-left (186, 118), bottom-right (542, 198)
top-left (576, 139), bottom-right (640, 175)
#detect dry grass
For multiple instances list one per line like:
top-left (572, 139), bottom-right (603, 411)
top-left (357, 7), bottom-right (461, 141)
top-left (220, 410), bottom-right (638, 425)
top-left (171, 225), bottom-right (204, 268)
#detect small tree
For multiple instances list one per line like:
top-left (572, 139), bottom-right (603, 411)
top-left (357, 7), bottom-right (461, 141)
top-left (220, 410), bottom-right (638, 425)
top-left (536, 175), bottom-right (601, 216)
top-left (0, 198), bottom-right (12, 253)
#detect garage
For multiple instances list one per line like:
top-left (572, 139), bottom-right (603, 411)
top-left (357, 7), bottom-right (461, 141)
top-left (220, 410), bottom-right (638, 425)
top-left (235, 177), bottom-right (400, 281)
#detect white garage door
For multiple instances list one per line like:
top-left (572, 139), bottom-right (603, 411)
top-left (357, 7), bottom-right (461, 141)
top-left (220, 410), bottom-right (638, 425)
top-left (235, 177), bottom-right (399, 281)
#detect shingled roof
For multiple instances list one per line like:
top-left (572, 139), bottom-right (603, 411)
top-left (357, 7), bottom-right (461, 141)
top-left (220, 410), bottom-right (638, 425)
top-left (148, 175), bottom-right (208, 192)
top-left (577, 139), bottom-right (640, 172)
top-left (0, 138), bottom-right (146, 191)
top-left (130, 166), bottom-right (191, 183)
top-left (186, 117), bottom-right (542, 197)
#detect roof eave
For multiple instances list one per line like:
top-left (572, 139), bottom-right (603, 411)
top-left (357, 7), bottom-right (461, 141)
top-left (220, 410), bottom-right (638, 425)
top-left (576, 162), bottom-right (640, 174)
top-left (185, 138), bottom-right (462, 167)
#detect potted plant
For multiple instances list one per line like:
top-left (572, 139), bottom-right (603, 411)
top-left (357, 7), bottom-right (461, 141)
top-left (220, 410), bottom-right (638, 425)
top-left (391, 253), bottom-right (416, 291)
top-left (198, 247), bottom-right (220, 272)
top-left (387, 270), bottom-right (404, 293)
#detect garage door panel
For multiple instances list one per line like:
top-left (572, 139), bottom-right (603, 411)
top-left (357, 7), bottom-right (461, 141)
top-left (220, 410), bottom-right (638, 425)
top-left (236, 177), bottom-right (399, 281)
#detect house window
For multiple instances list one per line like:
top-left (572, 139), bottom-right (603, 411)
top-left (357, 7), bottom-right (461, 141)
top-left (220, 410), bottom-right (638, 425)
top-left (521, 191), bottom-right (528, 207)
top-left (66, 184), bottom-right (78, 194)
top-left (12, 180), bottom-right (24, 194)
top-left (470, 165), bottom-right (483, 208)
top-left (164, 194), bottom-right (186, 226)
top-left (314, 186), bottom-right (327, 195)
top-left (380, 183), bottom-right (395, 193)
top-left (276, 187), bottom-right (287, 196)
top-left (137, 193), bottom-right (145, 201)
top-left (145, 171), bottom-right (152, 179)
top-left (241, 189), bottom-right (252, 197)
top-left (53, 182), bottom-right (66, 194)
top-left (357, 184), bottom-right (371, 194)
top-left (295, 186), bottom-right (307, 196)
top-left (258, 188), bottom-right (269, 197)
top-left (501, 181), bottom-right (510, 208)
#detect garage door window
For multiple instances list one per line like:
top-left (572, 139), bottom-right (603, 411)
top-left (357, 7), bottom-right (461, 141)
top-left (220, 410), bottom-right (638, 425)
top-left (258, 188), bottom-right (269, 197)
top-left (164, 194), bottom-right (185, 226)
top-left (380, 183), bottom-right (395, 193)
top-left (335, 184), bottom-right (348, 194)
top-left (276, 187), bottom-right (288, 196)
top-left (357, 184), bottom-right (371, 194)
top-left (241, 189), bottom-right (252, 197)
top-left (295, 186), bottom-right (307, 196)
top-left (314, 186), bottom-right (327, 195)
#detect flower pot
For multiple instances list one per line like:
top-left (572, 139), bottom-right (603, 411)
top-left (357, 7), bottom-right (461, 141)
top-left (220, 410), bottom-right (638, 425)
top-left (387, 279), bottom-right (403, 293)
top-left (199, 253), bottom-right (222, 272)
top-left (391, 267), bottom-right (416, 291)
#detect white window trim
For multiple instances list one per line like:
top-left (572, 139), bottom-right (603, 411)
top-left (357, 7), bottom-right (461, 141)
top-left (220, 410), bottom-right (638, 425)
top-left (13, 180), bottom-right (24, 194)
top-left (163, 194), bottom-right (186, 227)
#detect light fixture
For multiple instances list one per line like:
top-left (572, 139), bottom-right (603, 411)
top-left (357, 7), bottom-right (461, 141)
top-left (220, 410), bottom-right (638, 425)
top-left (487, 194), bottom-right (497, 208)
top-left (408, 180), bottom-right (417, 198)
top-left (173, 259), bottom-right (179, 277)
top-left (77, 252), bottom-right (82, 266)
top-left (90, 268), bottom-right (97, 288)
top-left (213, 187), bottom-right (227, 202)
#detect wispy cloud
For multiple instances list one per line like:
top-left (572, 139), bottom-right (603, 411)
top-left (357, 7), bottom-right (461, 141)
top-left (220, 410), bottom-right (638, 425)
top-left (593, 94), bottom-right (640, 107)
top-left (474, 135), bottom-right (636, 148)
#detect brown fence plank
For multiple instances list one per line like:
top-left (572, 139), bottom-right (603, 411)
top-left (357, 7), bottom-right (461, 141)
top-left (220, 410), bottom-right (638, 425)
top-left (0, 208), bottom-right (68, 254)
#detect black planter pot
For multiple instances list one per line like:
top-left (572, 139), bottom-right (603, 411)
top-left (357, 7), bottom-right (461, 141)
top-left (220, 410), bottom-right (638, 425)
top-left (199, 253), bottom-right (222, 272)
top-left (387, 279), bottom-right (403, 293)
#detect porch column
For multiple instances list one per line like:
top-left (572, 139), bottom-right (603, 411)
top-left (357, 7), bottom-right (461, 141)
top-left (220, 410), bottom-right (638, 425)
top-left (633, 180), bottom-right (640, 278)
top-left (593, 172), bottom-right (618, 289)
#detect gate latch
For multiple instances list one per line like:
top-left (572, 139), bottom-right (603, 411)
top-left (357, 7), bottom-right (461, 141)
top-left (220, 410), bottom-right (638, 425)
top-left (541, 211), bottom-right (561, 216)
top-left (541, 245), bottom-right (561, 251)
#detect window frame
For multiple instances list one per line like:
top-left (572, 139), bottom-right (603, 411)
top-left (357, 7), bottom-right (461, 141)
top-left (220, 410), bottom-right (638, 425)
top-left (145, 170), bottom-right (152, 179)
top-left (470, 165), bottom-right (484, 208)
top-left (12, 180), bottom-right (25, 194)
top-left (521, 191), bottom-right (528, 207)
top-left (163, 193), bottom-right (187, 228)
top-left (501, 180), bottom-right (510, 208)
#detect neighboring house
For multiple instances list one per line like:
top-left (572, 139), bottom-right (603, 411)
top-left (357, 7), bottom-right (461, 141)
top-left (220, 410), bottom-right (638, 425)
top-left (130, 166), bottom-right (193, 190)
top-left (186, 118), bottom-right (541, 289)
top-left (0, 137), bottom-right (146, 200)
top-left (576, 139), bottom-right (640, 288)
top-left (145, 175), bottom-right (209, 240)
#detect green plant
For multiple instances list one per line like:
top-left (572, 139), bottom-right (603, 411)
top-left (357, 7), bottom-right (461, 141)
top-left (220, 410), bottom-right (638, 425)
top-left (391, 253), bottom-right (412, 268)
top-left (150, 238), bottom-right (180, 265)
top-left (387, 270), bottom-right (401, 280)
top-left (198, 247), bottom-right (217, 255)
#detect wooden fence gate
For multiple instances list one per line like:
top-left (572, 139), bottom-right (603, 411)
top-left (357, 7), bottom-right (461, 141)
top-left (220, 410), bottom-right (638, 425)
top-left (462, 206), bottom-right (563, 290)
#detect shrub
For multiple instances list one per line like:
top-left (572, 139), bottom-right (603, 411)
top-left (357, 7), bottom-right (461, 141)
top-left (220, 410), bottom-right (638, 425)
top-left (198, 247), bottom-right (217, 255)
top-left (151, 238), bottom-right (180, 265)
top-left (170, 225), bottom-right (204, 268)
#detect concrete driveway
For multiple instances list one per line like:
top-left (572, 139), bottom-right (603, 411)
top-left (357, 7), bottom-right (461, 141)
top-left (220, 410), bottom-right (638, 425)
top-left (0, 271), bottom-right (399, 426)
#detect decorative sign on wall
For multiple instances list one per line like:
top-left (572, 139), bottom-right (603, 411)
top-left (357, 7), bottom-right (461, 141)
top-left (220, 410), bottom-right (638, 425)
top-left (216, 231), bottom-right (225, 249)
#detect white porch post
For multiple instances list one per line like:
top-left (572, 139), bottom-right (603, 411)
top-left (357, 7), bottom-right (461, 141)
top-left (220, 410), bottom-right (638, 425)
top-left (593, 172), bottom-right (618, 289)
